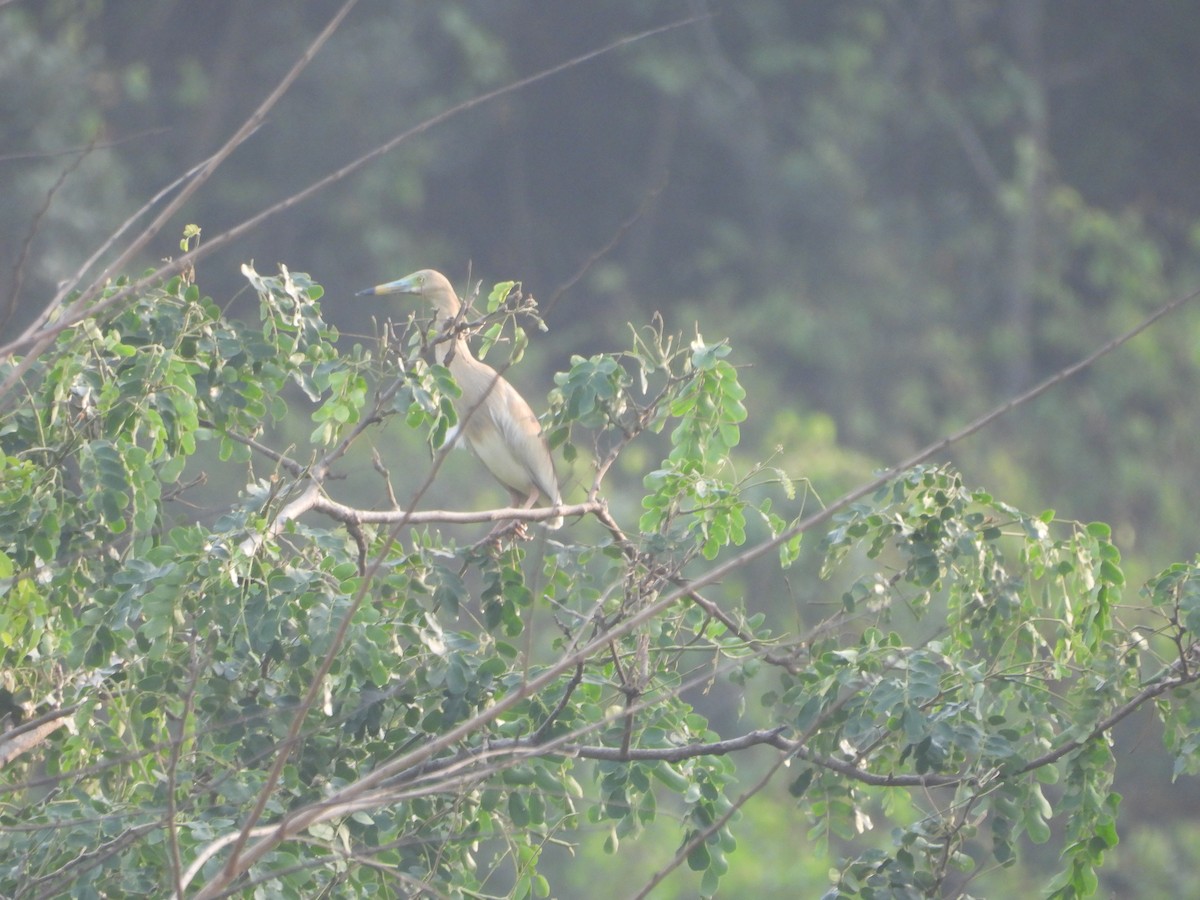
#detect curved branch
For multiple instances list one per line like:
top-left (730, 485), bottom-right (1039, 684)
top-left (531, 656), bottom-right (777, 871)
top-left (4, 137), bottom-right (92, 332)
top-left (212, 424), bottom-right (307, 477)
top-left (781, 643), bottom-right (1200, 790)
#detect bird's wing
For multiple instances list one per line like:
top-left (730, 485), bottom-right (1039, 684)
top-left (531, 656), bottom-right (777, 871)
top-left (492, 379), bottom-right (561, 505)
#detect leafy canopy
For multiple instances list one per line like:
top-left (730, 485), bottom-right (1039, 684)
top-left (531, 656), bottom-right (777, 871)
top-left (1, 263), bottom-right (1199, 899)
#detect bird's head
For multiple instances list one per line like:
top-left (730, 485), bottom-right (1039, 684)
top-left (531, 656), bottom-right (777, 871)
top-left (356, 268), bottom-right (461, 319)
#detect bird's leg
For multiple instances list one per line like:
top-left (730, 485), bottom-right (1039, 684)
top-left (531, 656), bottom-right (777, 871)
top-left (484, 490), bottom-right (539, 543)
top-left (512, 490), bottom-right (543, 540)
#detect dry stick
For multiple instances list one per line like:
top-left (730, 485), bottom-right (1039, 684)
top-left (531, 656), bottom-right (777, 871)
top-left (7, 134), bottom-right (259, 350)
top-left (179, 826), bottom-right (279, 896)
top-left (27, 823), bottom-right (162, 900)
top-left (310, 493), bottom-right (600, 527)
top-left (0, 0), bottom-right (357, 393)
top-left (3, 127), bottom-right (177, 335)
top-left (164, 630), bottom-right (204, 899)
top-left (0, 126), bottom-right (169, 165)
top-left (3, 137), bottom-right (93, 331)
top-left (211, 424), bottom-right (305, 477)
top-left (0, 706), bottom-right (78, 768)
top-left (4, 147), bottom-right (225, 351)
top-left (0, 12), bottom-right (704, 399)
top-left (221, 280), bottom-right (1200, 877)
top-left (541, 175), bottom-right (668, 317)
top-left (636, 753), bottom-right (787, 900)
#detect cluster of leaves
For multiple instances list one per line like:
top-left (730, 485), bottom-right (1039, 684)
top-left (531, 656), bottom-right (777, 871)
top-left (2, 266), bottom-right (1199, 899)
top-left (783, 469), bottom-right (1199, 898)
top-left (0, 266), bottom-right (762, 898)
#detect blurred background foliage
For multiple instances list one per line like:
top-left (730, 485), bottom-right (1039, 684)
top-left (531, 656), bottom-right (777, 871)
top-left (4, 1), bottom-right (1200, 895)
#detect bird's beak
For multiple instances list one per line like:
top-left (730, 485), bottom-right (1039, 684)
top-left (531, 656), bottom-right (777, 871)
top-left (355, 275), bottom-right (417, 297)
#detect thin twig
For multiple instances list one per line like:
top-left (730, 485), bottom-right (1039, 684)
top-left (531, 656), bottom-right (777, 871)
top-left (632, 684), bottom-right (861, 899)
top-left (0, 126), bottom-right (169, 164)
top-left (164, 629), bottom-right (204, 898)
top-left (542, 175), bottom-right (669, 316)
top-left (3, 137), bottom-right (94, 331)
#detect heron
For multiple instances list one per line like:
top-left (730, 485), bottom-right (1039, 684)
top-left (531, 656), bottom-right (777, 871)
top-left (357, 269), bottom-right (563, 529)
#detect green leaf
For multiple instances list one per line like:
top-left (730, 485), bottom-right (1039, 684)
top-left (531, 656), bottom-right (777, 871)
top-left (687, 839), bottom-right (710, 871)
top-left (488, 280), bottom-right (517, 310)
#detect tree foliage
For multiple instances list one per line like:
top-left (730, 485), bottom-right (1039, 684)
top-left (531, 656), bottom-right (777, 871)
top-left (5, 4), bottom-right (1200, 897)
top-left (2, 259), bottom-right (1199, 898)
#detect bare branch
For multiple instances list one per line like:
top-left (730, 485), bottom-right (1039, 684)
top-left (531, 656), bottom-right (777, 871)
top-left (0, 126), bottom-right (169, 164)
top-left (542, 175), bottom-right (669, 317)
top-left (205, 423), bottom-right (307, 477)
top-left (0, 13), bottom-right (708, 400)
top-left (3, 137), bottom-right (93, 332)
top-left (9, 142), bottom-right (245, 353)
top-left (311, 494), bottom-right (598, 528)
top-left (0, 0), bottom-right (358, 395)
top-left (634, 748), bottom-right (789, 900)
top-left (573, 727), bottom-right (789, 761)
top-left (163, 632), bottom-right (203, 898)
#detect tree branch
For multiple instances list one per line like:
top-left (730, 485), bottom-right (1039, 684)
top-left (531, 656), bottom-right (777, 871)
top-left (572, 728), bottom-right (789, 761)
top-left (311, 493), bottom-right (598, 528)
top-left (3, 136), bottom-right (93, 332)
top-left (1014, 644), bottom-right (1200, 776)
top-left (0, 1), bottom-right (359, 397)
top-left (0, 13), bottom-right (708, 401)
